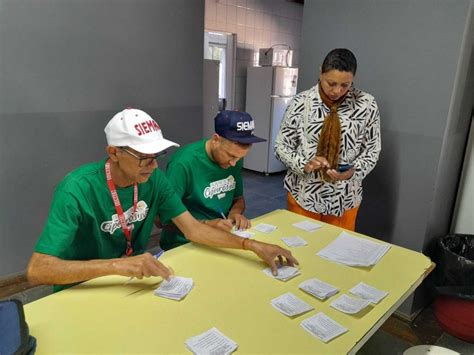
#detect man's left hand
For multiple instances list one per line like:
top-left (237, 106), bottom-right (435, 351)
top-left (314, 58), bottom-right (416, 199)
top-left (229, 213), bottom-right (251, 230)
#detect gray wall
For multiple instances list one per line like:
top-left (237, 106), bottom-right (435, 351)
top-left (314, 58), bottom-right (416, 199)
top-left (0, 0), bottom-right (204, 277)
top-left (299, 0), bottom-right (473, 317)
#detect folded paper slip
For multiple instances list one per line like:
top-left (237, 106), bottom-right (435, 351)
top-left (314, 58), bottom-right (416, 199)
top-left (154, 276), bottom-right (194, 300)
top-left (300, 312), bottom-right (348, 343)
top-left (271, 292), bottom-right (314, 317)
top-left (263, 266), bottom-right (300, 281)
top-left (185, 327), bottom-right (237, 355)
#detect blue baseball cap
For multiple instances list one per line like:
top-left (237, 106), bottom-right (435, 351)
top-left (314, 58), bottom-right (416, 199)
top-left (214, 110), bottom-right (266, 144)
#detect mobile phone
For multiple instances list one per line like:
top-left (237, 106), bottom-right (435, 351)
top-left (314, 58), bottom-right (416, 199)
top-left (337, 163), bottom-right (354, 172)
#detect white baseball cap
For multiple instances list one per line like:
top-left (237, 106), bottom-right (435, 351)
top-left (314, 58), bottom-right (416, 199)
top-left (104, 108), bottom-right (179, 154)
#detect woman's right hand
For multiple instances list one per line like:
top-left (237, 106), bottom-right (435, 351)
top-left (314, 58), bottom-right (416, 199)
top-left (304, 156), bottom-right (330, 173)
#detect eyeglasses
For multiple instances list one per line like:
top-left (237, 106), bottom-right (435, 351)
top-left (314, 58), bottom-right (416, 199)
top-left (119, 147), bottom-right (167, 167)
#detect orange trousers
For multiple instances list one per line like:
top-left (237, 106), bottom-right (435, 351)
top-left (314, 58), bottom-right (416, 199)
top-left (287, 193), bottom-right (359, 231)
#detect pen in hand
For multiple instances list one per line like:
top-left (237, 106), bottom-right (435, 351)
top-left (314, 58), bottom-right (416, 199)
top-left (125, 249), bottom-right (166, 284)
top-left (217, 207), bottom-right (236, 231)
top-left (216, 207), bottom-right (227, 220)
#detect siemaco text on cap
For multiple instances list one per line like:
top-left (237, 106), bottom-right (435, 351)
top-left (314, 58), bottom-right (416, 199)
top-left (134, 120), bottom-right (160, 136)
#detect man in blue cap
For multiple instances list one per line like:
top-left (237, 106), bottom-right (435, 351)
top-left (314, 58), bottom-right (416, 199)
top-left (160, 110), bottom-right (266, 250)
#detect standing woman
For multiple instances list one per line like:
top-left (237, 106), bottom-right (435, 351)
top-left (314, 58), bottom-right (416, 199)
top-left (274, 48), bottom-right (381, 231)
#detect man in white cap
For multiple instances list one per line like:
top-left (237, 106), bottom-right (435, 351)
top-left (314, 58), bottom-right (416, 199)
top-left (27, 108), bottom-right (297, 291)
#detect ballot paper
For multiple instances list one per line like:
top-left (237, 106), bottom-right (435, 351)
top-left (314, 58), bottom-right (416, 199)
top-left (300, 312), bottom-right (348, 343)
top-left (299, 278), bottom-right (339, 300)
top-left (271, 292), bottom-right (314, 317)
top-left (349, 282), bottom-right (389, 304)
top-left (253, 223), bottom-right (278, 233)
top-left (232, 230), bottom-right (255, 238)
top-left (154, 276), bottom-right (194, 301)
top-left (185, 327), bottom-right (237, 355)
top-left (317, 231), bottom-right (391, 267)
top-left (293, 220), bottom-right (322, 232)
top-left (263, 266), bottom-right (301, 281)
top-left (330, 294), bottom-right (371, 314)
top-left (281, 236), bottom-right (308, 247)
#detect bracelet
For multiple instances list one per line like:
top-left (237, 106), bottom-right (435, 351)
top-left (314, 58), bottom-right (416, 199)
top-left (241, 238), bottom-right (250, 250)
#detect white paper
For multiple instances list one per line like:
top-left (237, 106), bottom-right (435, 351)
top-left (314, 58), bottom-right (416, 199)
top-left (263, 266), bottom-right (300, 281)
top-left (253, 223), bottom-right (278, 233)
top-left (349, 282), bottom-right (388, 304)
top-left (300, 312), bottom-right (348, 343)
top-left (232, 230), bottom-right (255, 238)
top-left (317, 231), bottom-right (391, 267)
top-left (271, 292), bottom-right (314, 317)
top-left (281, 236), bottom-right (308, 247)
top-left (185, 327), bottom-right (237, 355)
top-left (154, 276), bottom-right (194, 301)
top-left (299, 278), bottom-right (339, 300)
top-left (330, 294), bottom-right (371, 314)
top-left (293, 220), bottom-right (322, 232)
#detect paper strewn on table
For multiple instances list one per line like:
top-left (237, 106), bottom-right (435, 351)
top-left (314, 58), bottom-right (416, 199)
top-left (349, 282), bottom-right (389, 304)
top-left (263, 266), bottom-right (300, 281)
top-left (185, 327), bottom-right (237, 354)
top-left (271, 292), bottom-right (314, 317)
top-left (330, 294), bottom-right (371, 314)
top-left (232, 230), bottom-right (255, 238)
top-left (293, 220), bottom-right (322, 232)
top-left (154, 276), bottom-right (194, 301)
top-left (299, 278), bottom-right (339, 300)
top-left (253, 223), bottom-right (278, 233)
top-left (281, 236), bottom-right (308, 247)
top-left (317, 231), bottom-right (391, 267)
top-left (300, 312), bottom-right (348, 343)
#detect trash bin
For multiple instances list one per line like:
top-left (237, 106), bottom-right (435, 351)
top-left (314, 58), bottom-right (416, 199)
top-left (434, 234), bottom-right (474, 342)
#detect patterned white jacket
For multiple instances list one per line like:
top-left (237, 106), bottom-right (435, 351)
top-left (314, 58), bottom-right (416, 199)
top-left (274, 84), bottom-right (381, 217)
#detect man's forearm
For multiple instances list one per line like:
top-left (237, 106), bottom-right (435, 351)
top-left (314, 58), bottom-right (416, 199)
top-left (173, 211), bottom-right (298, 275)
top-left (175, 212), bottom-right (247, 249)
top-left (27, 252), bottom-right (118, 285)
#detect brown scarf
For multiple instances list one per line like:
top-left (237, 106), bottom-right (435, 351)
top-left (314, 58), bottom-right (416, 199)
top-left (316, 84), bottom-right (347, 181)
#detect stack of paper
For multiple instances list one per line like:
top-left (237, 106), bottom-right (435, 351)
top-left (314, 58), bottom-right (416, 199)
top-left (154, 276), bottom-right (194, 301)
top-left (330, 294), bottom-right (371, 314)
top-left (263, 266), bottom-right (300, 281)
top-left (271, 292), bottom-right (314, 317)
top-left (349, 282), bottom-right (389, 304)
top-left (317, 231), bottom-right (391, 267)
top-left (300, 312), bottom-right (348, 343)
top-left (299, 278), bottom-right (339, 300)
top-left (293, 220), bottom-right (322, 232)
top-left (281, 236), bottom-right (308, 247)
top-left (185, 327), bottom-right (237, 354)
top-left (232, 230), bottom-right (255, 238)
top-left (253, 223), bottom-right (278, 233)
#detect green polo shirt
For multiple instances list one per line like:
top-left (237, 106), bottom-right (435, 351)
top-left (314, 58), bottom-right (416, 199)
top-left (35, 158), bottom-right (187, 290)
top-left (160, 139), bottom-right (243, 250)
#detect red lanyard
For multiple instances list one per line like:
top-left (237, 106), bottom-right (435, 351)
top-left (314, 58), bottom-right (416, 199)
top-left (105, 160), bottom-right (138, 257)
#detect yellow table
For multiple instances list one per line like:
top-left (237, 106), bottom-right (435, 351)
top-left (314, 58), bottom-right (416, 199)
top-left (24, 210), bottom-right (434, 354)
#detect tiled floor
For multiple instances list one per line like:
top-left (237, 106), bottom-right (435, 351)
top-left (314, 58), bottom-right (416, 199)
top-left (6, 169), bottom-right (473, 354)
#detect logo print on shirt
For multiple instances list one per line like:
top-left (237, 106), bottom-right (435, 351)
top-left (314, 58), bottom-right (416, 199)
top-left (203, 176), bottom-right (236, 199)
top-left (101, 200), bottom-right (149, 235)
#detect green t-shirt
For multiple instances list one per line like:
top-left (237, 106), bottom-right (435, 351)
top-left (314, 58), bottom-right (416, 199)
top-left (160, 139), bottom-right (243, 250)
top-left (35, 159), bottom-right (187, 289)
